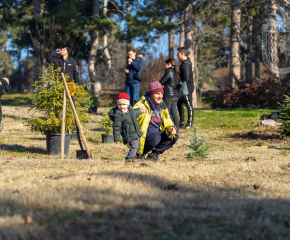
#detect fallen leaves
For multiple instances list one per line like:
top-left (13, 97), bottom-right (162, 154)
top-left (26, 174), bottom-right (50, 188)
top-left (161, 183), bottom-right (179, 191)
top-left (245, 157), bottom-right (258, 162)
top-left (21, 216), bottom-right (33, 226)
top-left (139, 163), bottom-right (149, 167)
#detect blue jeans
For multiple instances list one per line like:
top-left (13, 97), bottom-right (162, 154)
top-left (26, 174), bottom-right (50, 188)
top-left (126, 84), bottom-right (140, 106)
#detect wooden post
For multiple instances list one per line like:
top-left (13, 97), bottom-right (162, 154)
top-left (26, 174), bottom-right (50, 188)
top-left (61, 73), bottom-right (92, 158)
top-left (60, 90), bottom-right (66, 158)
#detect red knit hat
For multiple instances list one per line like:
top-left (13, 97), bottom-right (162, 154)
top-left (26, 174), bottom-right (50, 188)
top-left (148, 79), bottom-right (164, 96)
top-left (117, 92), bottom-right (130, 105)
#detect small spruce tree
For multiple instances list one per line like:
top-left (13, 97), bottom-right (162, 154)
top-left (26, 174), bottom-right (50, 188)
top-left (185, 125), bottom-right (210, 160)
top-left (279, 94), bottom-right (290, 137)
top-left (101, 113), bottom-right (113, 134)
top-left (24, 65), bottom-right (91, 134)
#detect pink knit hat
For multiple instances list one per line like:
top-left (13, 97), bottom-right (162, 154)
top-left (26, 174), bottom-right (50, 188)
top-left (148, 79), bottom-right (164, 96)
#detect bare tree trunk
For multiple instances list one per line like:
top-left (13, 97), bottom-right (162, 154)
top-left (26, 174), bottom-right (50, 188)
top-left (168, 13), bottom-right (174, 58)
top-left (32, 0), bottom-right (41, 88)
top-left (254, 9), bottom-right (260, 79)
top-left (88, 0), bottom-right (111, 97)
top-left (230, 0), bottom-right (241, 88)
top-left (267, 0), bottom-right (279, 75)
top-left (184, 3), bottom-right (197, 108)
top-left (126, 0), bottom-right (131, 60)
top-left (179, 13), bottom-right (185, 47)
top-left (246, 13), bottom-right (253, 81)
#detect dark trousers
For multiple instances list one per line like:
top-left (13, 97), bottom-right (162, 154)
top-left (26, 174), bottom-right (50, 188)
top-left (164, 96), bottom-right (179, 133)
top-left (143, 131), bottom-right (179, 155)
top-left (177, 90), bottom-right (194, 124)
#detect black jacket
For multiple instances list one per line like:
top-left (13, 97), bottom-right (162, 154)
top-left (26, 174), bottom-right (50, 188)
top-left (0, 78), bottom-right (9, 98)
top-left (46, 51), bottom-right (80, 84)
top-left (159, 67), bottom-right (179, 97)
top-left (179, 58), bottom-right (194, 91)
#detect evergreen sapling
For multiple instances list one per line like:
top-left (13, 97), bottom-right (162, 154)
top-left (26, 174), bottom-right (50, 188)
top-left (185, 125), bottom-right (210, 159)
top-left (101, 113), bottom-right (113, 135)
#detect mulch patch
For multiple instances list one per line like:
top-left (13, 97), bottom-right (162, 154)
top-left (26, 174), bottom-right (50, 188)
top-left (228, 129), bottom-right (288, 144)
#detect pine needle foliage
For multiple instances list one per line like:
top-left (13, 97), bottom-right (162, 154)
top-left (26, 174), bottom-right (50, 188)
top-left (279, 95), bottom-right (290, 137)
top-left (185, 125), bottom-right (210, 160)
top-left (100, 113), bottom-right (113, 135)
top-left (24, 65), bottom-right (91, 134)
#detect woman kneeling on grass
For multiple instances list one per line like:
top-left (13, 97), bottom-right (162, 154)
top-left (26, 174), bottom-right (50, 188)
top-left (134, 79), bottom-right (179, 161)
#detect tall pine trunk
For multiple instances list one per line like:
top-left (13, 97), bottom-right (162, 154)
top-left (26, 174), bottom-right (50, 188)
top-left (168, 13), bottom-right (174, 58)
top-left (32, 0), bottom-right (41, 88)
top-left (184, 3), bottom-right (197, 108)
top-left (230, 0), bottom-right (241, 88)
top-left (179, 12), bottom-right (184, 47)
top-left (254, 9), bottom-right (260, 79)
top-left (267, 0), bottom-right (279, 75)
top-left (88, 0), bottom-right (111, 97)
top-left (126, 0), bottom-right (131, 60)
top-left (246, 13), bottom-right (253, 81)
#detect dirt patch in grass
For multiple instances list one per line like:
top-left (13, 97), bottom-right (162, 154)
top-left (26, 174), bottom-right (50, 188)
top-left (227, 128), bottom-right (288, 144)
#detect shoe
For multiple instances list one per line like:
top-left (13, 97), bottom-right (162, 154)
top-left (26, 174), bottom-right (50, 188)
top-left (136, 154), bottom-right (145, 160)
top-left (125, 157), bottom-right (138, 163)
top-left (147, 152), bottom-right (159, 161)
top-left (184, 123), bottom-right (192, 130)
top-left (179, 122), bottom-right (185, 127)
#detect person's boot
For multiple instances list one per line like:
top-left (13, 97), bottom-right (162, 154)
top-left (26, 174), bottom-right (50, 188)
top-left (184, 123), bottom-right (192, 130)
top-left (125, 157), bottom-right (139, 163)
top-left (179, 122), bottom-right (185, 128)
top-left (147, 152), bottom-right (159, 161)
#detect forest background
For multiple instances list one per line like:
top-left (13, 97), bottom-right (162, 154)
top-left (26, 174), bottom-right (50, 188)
top-left (0, 0), bottom-right (288, 107)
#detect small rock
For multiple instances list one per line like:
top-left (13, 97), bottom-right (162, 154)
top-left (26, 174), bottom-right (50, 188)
top-left (261, 119), bottom-right (277, 127)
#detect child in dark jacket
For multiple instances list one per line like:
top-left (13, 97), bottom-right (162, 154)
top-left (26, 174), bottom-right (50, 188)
top-left (109, 92), bottom-right (146, 162)
top-left (0, 77), bottom-right (9, 126)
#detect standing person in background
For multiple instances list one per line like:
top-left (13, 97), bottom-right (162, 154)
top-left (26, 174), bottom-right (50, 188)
top-left (0, 77), bottom-right (9, 130)
top-left (159, 58), bottom-right (180, 133)
top-left (176, 47), bottom-right (194, 130)
top-left (125, 49), bottom-right (143, 106)
top-left (46, 47), bottom-right (81, 84)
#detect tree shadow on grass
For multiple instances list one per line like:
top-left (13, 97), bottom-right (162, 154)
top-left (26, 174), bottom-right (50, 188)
top-left (90, 128), bottom-right (102, 132)
top-left (0, 144), bottom-right (46, 154)
top-left (1, 171), bottom-right (290, 239)
top-left (2, 114), bottom-right (29, 120)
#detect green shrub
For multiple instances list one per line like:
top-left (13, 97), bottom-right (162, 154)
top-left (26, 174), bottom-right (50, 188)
top-left (185, 125), bottom-right (210, 159)
top-left (89, 91), bottom-right (100, 108)
top-left (279, 94), bottom-right (290, 137)
top-left (101, 113), bottom-right (113, 134)
top-left (24, 65), bottom-right (91, 134)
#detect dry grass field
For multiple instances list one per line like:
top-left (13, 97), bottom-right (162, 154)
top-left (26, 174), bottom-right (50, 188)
top-left (1, 105), bottom-right (290, 240)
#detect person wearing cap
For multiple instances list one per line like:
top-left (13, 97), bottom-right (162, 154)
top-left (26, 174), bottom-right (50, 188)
top-left (109, 92), bottom-right (147, 162)
top-left (0, 77), bottom-right (9, 127)
top-left (133, 79), bottom-right (179, 161)
top-left (46, 47), bottom-right (81, 84)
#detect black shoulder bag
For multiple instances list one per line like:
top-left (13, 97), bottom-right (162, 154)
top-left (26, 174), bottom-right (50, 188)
top-left (177, 76), bottom-right (189, 99)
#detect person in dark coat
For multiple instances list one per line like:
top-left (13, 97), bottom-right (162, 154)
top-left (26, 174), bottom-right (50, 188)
top-left (46, 47), bottom-right (81, 84)
top-left (0, 77), bottom-right (9, 126)
top-left (177, 47), bottom-right (194, 130)
top-left (109, 92), bottom-right (147, 162)
top-left (159, 58), bottom-right (180, 133)
top-left (125, 49), bottom-right (143, 106)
